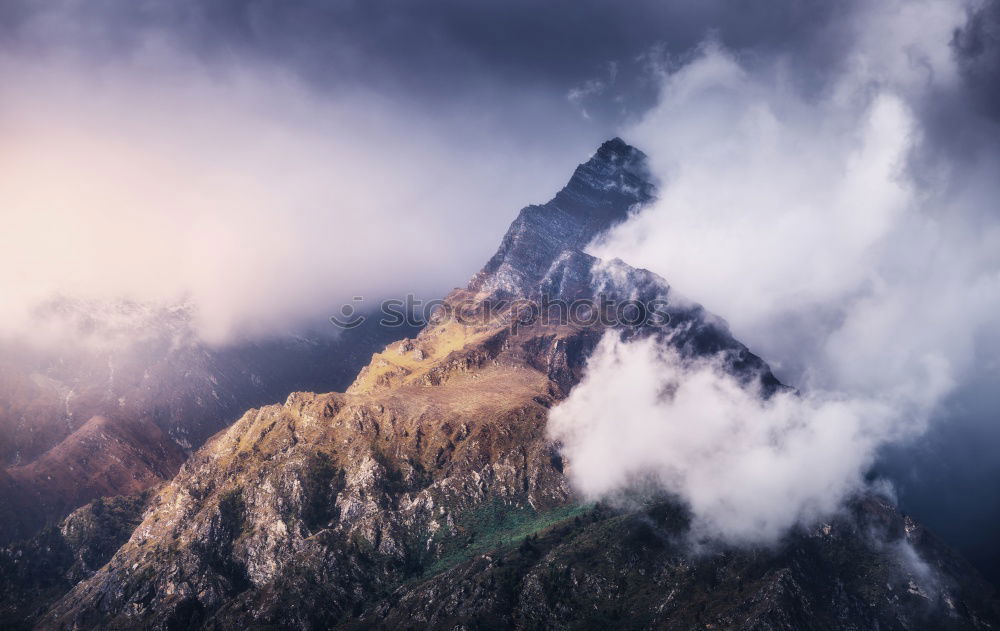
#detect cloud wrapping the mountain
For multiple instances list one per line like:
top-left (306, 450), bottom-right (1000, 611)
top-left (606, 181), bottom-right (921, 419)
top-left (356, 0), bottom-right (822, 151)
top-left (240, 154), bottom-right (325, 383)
top-left (549, 334), bottom-right (949, 543)
top-left (553, 0), bottom-right (1000, 542)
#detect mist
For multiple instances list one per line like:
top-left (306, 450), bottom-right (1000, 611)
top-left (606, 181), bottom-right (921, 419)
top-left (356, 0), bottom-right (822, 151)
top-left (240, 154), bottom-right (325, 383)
top-left (0, 36), bottom-right (597, 345)
top-left (552, 0), bottom-right (1000, 545)
top-left (0, 0), bottom-right (860, 346)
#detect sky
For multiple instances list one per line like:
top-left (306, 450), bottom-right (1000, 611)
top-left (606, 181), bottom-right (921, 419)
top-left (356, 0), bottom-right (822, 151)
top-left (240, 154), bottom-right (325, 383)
top-left (0, 0), bottom-right (850, 343)
top-left (2, 0), bottom-right (999, 579)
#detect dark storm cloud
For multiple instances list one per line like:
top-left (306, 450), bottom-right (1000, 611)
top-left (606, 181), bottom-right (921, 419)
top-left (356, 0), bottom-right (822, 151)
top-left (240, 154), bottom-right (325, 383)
top-left (0, 0), bottom-right (847, 129)
top-left (953, 0), bottom-right (1000, 121)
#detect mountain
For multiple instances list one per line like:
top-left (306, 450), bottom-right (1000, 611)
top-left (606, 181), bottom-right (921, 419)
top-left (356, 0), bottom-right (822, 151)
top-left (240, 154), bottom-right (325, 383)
top-left (0, 300), bottom-right (418, 543)
top-left (13, 139), bottom-right (999, 630)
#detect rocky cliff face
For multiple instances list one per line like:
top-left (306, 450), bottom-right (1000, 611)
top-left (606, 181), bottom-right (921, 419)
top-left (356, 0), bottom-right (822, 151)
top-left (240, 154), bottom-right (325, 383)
top-left (24, 139), bottom-right (1000, 630)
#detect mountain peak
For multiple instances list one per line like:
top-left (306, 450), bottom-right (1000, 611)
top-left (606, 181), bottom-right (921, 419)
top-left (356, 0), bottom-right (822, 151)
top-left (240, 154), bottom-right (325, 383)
top-left (469, 138), bottom-right (654, 297)
top-left (596, 136), bottom-right (635, 157)
top-left (554, 137), bottom-right (653, 216)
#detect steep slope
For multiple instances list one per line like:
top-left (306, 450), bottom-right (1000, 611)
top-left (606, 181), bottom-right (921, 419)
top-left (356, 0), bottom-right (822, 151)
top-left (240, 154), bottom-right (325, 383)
top-left (34, 139), bottom-right (999, 630)
top-left (8, 415), bottom-right (184, 521)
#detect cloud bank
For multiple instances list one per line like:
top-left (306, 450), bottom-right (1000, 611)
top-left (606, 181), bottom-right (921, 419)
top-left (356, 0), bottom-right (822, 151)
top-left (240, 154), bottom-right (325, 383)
top-left (0, 50), bottom-right (583, 344)
top-left (0, 0), bottom-right (854, 346)
top-left (549, 334), bottom-right (945, 543)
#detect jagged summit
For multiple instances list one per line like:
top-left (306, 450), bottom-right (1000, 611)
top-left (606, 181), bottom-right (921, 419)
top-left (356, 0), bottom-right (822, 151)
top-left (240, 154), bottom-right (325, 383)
top-left (552, 137), bottom-right (654, 216)
top-left (596, 136), bottom-right (633, 155)
top-left (469, 138), bottom-right (654, 298)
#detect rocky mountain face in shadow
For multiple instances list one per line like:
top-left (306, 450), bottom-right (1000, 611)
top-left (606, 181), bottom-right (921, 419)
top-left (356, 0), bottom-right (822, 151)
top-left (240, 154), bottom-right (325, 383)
top-left (1, 491), bottom-right (152, 629)
top-left (6, 140), bottom-right (998, 630)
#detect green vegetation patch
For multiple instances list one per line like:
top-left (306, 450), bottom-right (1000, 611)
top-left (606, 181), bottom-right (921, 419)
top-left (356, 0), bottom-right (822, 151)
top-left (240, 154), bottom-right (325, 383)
top-left (424, 500), bottom-right (592, 576)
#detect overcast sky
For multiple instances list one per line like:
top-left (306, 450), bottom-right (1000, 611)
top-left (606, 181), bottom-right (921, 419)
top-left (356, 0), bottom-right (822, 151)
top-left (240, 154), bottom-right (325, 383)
top-left (0, 0), bottom-right (861, 341)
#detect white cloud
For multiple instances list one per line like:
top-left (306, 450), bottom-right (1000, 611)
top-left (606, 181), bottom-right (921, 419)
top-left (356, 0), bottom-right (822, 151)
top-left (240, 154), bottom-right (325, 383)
top-left (549, 333), bottom-right (949, 544)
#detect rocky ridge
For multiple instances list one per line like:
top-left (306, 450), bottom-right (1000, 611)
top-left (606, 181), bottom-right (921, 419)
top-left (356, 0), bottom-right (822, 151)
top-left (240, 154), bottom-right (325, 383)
top-left (27, 139), bottom-right (1000, 630)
